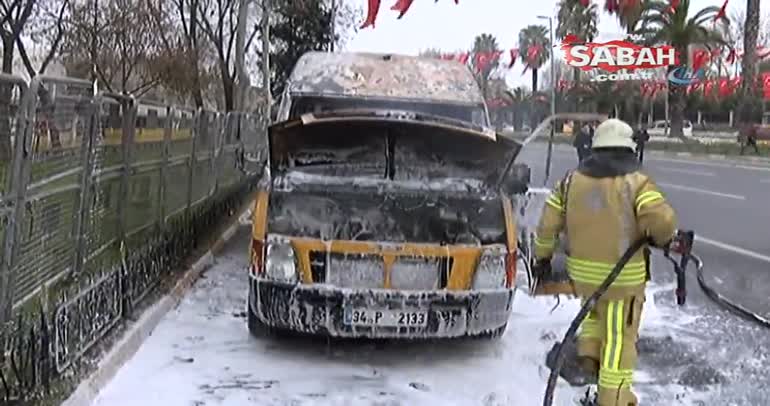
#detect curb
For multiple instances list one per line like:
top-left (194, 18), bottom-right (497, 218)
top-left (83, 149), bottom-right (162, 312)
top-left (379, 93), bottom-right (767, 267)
top-left (61, 206), bottom-right (252, 406)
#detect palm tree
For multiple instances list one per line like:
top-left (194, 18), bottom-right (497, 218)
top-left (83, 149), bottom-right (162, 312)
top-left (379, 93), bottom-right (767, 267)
top-left (636, 0), bottom-right (729, 139)
top-left (570, 80), bottom-right (621, 116)
top-left (504, 87), bottom-right (529, 130)
top-left (607, 0), bottom-right (650, 34)
top-left (736, 0), bottom-right (761, 125)
top-left (518, 25), bottom-right (550, 94)
top-left (556, 0), bottom-right (599, 112)
top-left (471, 33), bottom-right (501, 99)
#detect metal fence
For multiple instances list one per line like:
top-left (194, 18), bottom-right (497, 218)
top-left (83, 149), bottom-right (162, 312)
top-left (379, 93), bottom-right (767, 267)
top-left (0, 74), bottom-right (266, 402)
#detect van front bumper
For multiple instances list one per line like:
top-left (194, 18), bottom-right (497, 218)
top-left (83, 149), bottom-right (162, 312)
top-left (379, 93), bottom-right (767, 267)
top-left (249, 278), bottom-right (514, 339)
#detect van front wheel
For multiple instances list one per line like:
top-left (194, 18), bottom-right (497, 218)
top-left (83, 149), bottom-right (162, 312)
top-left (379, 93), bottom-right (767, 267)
top-left (247, 304), bottom-right (271, 338)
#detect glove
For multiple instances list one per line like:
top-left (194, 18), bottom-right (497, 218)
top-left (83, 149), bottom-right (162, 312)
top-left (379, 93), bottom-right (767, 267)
top-left (531, 258), bottom-right (552, 280)
top-left (652, 237), bottom-right (685, 257)
top-left (669, 237), bottom-right (686, 254)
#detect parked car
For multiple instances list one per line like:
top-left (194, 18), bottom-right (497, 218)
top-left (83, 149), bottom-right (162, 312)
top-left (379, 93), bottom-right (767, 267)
top-left (247, 52), bottom-right (530, 339)
top-left (647, 120), bottom-right (693, 137)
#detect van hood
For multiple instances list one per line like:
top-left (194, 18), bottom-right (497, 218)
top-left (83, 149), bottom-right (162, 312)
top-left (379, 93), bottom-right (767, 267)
top-left (267, 109), bottom-right (523, 193)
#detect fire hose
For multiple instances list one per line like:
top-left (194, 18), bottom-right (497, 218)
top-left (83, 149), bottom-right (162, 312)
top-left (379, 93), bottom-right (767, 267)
top-left (541, 229), bottom-right (770, 406)
top-left (542, 230), bottom-right (697, 406)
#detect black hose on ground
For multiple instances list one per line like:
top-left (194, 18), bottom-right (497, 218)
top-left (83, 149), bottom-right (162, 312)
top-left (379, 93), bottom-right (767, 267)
top-left (542, 238), bottom-right (647, 406)
top-left (694, 254), bottom-right (770, 329)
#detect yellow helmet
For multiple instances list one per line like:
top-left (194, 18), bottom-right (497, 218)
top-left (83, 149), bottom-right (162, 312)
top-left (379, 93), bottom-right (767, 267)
top-left (592, 118), bottom-right (636, 150)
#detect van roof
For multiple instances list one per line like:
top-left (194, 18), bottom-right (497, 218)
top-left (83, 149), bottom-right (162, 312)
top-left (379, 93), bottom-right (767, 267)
top-left (287, 52), bottom-right (485, 105)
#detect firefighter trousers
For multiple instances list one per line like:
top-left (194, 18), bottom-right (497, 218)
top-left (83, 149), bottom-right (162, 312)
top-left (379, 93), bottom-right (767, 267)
top-left (576, 293), bottom-right (645, 406)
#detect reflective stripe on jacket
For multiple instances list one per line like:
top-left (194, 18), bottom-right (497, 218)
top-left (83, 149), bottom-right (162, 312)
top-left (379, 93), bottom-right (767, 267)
top-left (534, 148), bottom-right (677, 299)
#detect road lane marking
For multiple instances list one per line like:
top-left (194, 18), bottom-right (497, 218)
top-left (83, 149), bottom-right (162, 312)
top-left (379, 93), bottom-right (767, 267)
top-left (656, 182), bottom-right (746, 200)
top-left (646, 156), bottom-right (770, 172)
top-left (657, 166), bottom-right (715, 176)
top-left (695, 236), bottom-right (770, 264)
top-left (539, 146), bottom-right (770, 171)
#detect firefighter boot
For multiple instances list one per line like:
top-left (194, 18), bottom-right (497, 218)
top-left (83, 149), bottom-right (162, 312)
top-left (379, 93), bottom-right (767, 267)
top-left (546, 339), bottom-right (598, 386)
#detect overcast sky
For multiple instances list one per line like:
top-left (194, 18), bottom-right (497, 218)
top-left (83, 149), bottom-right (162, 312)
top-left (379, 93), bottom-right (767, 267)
top-left (345, 0), bottom-right (767, 87)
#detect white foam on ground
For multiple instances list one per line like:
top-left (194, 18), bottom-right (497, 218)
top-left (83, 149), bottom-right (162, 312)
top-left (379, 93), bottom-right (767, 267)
top-left (91, 235), bottom-right (706, 406)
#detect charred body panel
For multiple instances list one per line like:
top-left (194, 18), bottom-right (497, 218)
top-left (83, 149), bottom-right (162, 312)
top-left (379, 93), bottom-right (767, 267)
top-left (268, 112), bottom-right (522, 187)
top-left (249, 280), bottom-right (513, 338)
top-left (287, 52), bottom-right (484, 106)
top-left (267, 188), bottom-right (507, 245)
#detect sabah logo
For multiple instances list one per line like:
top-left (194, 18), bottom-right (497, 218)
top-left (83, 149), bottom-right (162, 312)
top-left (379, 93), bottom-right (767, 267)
top-left (668, 66), bottom-right (706, 85)
top-left (560, 34), bottom-right (679, 73)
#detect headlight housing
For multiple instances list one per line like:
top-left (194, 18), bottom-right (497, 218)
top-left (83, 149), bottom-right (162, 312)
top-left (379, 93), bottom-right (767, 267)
top-left (472, 246), bottom-right (507, 289)
top-left (265, 236), bottom-right (298, 283)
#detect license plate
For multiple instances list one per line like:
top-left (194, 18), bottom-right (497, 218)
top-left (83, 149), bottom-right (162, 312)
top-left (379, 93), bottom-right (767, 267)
top-left (343, 308), bottom-right (428, 327)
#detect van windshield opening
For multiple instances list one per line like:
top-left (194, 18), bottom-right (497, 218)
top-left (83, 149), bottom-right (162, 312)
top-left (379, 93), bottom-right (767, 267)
top-left (289, 96), bottom-right (488, 127)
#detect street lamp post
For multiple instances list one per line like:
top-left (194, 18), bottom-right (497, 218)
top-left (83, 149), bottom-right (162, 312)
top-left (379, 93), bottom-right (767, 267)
top-left (538, 15), bottom-right (556, 186)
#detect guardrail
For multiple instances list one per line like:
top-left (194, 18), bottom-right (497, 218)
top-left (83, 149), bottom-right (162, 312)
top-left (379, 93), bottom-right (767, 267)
top-left (0, 74), bottom-right (267, 402)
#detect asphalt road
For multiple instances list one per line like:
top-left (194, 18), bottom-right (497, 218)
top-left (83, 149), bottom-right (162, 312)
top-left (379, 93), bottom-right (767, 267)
top-left (516, 142), bottom-right (770, 318)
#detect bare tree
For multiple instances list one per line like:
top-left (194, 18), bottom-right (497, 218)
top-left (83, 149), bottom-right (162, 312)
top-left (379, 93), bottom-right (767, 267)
top-left (62, 0), bottom-right (167, 96)
top-left (0, 0), bottom-right (68, 158)
top-left (196, 0), bottom-right (260, 111)
top-left (14, 0), bottom-right (70, 77)
top-left (0, 0), bottom-right (35, 73)
top-left (147, 0), bottom-right (210, 107)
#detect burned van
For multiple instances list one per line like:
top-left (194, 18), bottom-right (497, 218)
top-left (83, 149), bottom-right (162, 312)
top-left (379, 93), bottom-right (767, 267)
top-left (247, 52), bottom-right (530, 339)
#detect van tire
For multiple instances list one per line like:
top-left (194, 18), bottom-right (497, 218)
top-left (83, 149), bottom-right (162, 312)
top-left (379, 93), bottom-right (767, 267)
top-left (247, 302), bottom-right (294, 339)
top-left (247, 305), bottom-right (271, 338)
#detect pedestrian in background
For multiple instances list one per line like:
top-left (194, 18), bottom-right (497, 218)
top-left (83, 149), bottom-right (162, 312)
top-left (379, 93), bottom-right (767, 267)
top-left (573, 122), bottom-right (593, 163)
top-left (633, 125), bottom-right (650, 163)
top-left (740, 125), bottom-right (760, 155)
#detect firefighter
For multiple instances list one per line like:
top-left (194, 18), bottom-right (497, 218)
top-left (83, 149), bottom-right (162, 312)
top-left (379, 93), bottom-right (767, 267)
top-left (532, 118), bottom-right (678, 406)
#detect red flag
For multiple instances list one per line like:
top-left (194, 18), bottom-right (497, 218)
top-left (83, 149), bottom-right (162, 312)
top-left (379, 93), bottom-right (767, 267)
top-left (715, 0), bottom-right (728, 21)
top-left (668, 0), bottom-right (680, 13)
top-left (474, 52), bottom-right (492, 72)
top-left (726, 49), bottom-right (737, 64)
top-left (762, 73), bottom-right (770, 100)
top-left (508, 49), bottom-right (519, 68)
top-left (692, 49), bottom-right (710, 72)
top-left (391, 0), bottom-right (415, 18)
top-left (563, 34), bottom-right (582, 44)
top-left (526, 46), bottom-right (541, 65)
top-left (604, 0), bottom-right (618, 13)
top-left (579, 0), bottom-right (590, 6)
top-left (361, 0), bottom-right (381, 28)
top-left (718, 79), bottom-right (731, 97)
